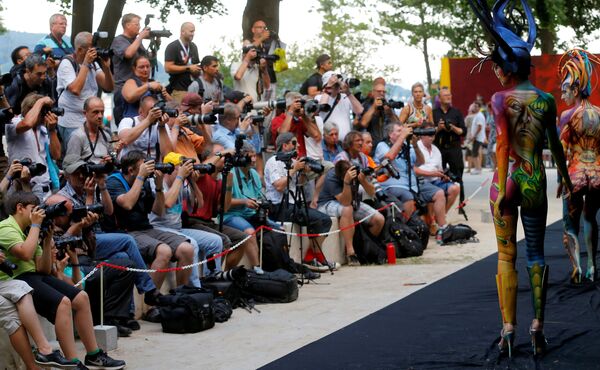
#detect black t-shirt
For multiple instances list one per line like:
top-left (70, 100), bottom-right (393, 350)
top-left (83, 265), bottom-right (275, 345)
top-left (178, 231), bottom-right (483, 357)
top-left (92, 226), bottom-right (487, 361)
top-left (317, 170), bottom-right (344, 206)
top-left (107, 175), bottom-right (154, 231)
top-left (111, 34), bottom-right (147, 89)
top-left (164, 40), bottom-right (200, 91)
top-left (360, 99), bottom-right (395, 150)
top-left (5, 74), bottom-right (55, 115)
top-left (299, 72), bottom-right (322, 95)
top-left (432, 106), bottom-right (466, 150)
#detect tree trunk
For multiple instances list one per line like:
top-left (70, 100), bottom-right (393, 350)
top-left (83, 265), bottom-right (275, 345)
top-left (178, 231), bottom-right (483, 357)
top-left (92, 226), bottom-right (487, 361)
top-left (242, 0), bottom-right (281, 41)
top-left (535, 0), bottom-right (555, 54)
top-left (423, 36), bottom-right (432, 90)
top-left (97, 0), bottom-right (127, 49)
top-left (538, 27), bottom-right (556, 54)
top-left (71, 0), bottom-right (94, 43)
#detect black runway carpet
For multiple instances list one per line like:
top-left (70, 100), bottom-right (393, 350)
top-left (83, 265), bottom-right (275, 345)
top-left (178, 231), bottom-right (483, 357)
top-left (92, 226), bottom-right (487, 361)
top-left (261, 221), bottom-right (600, 370)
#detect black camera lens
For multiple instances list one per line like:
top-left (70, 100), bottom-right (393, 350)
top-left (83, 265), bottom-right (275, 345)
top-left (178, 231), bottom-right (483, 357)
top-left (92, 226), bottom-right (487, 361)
top-left (154, 163), bottom-right (175, 174)
top-left (192, 163), bottom-right (216, 174)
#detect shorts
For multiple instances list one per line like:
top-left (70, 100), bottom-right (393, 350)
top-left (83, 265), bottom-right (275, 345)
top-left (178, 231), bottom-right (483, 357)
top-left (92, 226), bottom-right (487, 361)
top-left (318, 200), bottom-right (378, 223)
top-left (128, 228), bottom-right (189, 263)
top-left (418, 182), bottom-right (443, 203)
top-left (384, 186), bottom-right (414, 203)
top-left (0, 280), bottom-right (33, 335)
top-left (16, 273), bottom-right (81, 324)
top-left (430, 179), bottom-right (457, 195)
top-left (183, 217), bottom-right (247, 250)
top-left (223, 215), bottom-right (281, 232)
top-left (472, 140), bottom-right (483, 154)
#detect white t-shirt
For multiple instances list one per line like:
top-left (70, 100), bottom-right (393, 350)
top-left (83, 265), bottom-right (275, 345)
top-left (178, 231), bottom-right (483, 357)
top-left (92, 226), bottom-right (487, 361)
top-left (117, 116), bottom-right (159, 159)
top-left (6, 117), bottom-right (51, 188)
top-left (471, 111), bottom-right (486, 143)
top-left (264, 155), bottom-right (297, 205)
top-left (417, 140), bottom-right (443, 182)
top-left (304, 115), bottom-right (324, 160)
top-left (230, 61), bottom-right (261, 102)
top-left (57, 59), bottom-right (101, 129)
top-left (315, 93), bottom-right (353, 141)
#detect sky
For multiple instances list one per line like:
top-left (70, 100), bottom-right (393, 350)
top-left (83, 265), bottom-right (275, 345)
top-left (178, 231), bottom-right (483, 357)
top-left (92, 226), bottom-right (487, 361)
top-left (0, 0), bottom-right (439, 90)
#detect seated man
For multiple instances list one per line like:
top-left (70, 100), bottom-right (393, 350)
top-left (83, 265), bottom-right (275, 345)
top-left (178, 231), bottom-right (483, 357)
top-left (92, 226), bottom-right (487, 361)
top-left (264, 133), bottom-right (333, 270)
top-left (0, 192), bottom-right (125, 368)
top-left (106, 150), bottom-right (195, 294)
top-left (317, 160), bottom-right (385, 266)
top-left (322, 121), bottom-right (343, 162)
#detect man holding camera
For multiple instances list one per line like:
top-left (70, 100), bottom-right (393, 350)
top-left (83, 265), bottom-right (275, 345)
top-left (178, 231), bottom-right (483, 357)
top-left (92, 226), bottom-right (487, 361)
top-left (166, 92), bottom-right (213, 161)
top-left (5, 54), bottom-right (54, 115)
top-left (300, 54), bottom-right (332, 98)
top-left (164, 22), bottom-right (201, 102)
top-left (359, 82), bottom-right (400, 150)
top-left (57, 31), bottom-right (114, 148)
top-left (65, 97), bottom-right (113, 163)
top-left (316, 71), bottom-right (363, 141)
top-left (243, 19), bottom-right (277, 99)
top-left (0, 192), bottom-right (126, 368)
top-left (33, 14), bottom-right (74, 60)
top-left (118, 95), bottom-right (173, 160)
top-left (432, 87), bottom-right (467, 211)
top-left (112, 14), bottom-right (149, 94)
top-left (232, 45), bottom-right (271, 103)
top-left (6, 94), bottom-right (60, 200)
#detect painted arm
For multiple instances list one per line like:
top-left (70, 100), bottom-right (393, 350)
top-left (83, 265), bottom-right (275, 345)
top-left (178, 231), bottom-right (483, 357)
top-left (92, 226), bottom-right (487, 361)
top-left (492, 93), bottom-right (509, 220)
top-left (545, 95), bottom-right (572, 192)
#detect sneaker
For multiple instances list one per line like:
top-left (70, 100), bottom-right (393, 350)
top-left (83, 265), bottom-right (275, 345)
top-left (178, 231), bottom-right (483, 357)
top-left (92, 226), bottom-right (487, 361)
top-left (35, 349), bottom-right (78, 368)
top-left (84, 349), bottom-right (126, 370)
top-left (252, 265), bottom-right (265, 275)
top-left (76, 362), bottom-right (90, 370)
top-left (302, 270), bottom-right (321, 280)
top-left (142, 306), bottom-right (161, 323)
top-left (120, 318), bottom-right (140, 331)
top-left (326, 261), bottom-right (341, 271)
top-left (302, 258), bottom-right (329, 272)
top-left (346, 254), bottom-right (361, 266)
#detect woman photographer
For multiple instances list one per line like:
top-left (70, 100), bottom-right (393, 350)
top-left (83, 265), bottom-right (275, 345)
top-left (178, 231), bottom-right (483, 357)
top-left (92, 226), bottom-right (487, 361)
top-left (120, 55), bottom-right (172, 120)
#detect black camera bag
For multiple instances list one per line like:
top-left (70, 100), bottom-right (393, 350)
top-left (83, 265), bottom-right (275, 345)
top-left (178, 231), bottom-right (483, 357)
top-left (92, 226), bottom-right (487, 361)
top-left (158, 285), bottom-right (215, 334)
top-left (388, 220), bottom-right (424, 258)
top-left (241, 269), bottom-right (298, 303)
top-left (440, 224), bottom-right (477, 245)
top-left (406, 214), bottom-right (429, 250)
top-left (353, 223), bottom-right (387, 265)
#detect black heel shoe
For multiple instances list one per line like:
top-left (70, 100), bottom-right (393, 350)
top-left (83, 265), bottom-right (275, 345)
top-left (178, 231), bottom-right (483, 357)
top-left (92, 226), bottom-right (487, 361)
top-left (498, 330), bottom-right (515, 358)
top-left (530, 327), bottom-right (547, 356)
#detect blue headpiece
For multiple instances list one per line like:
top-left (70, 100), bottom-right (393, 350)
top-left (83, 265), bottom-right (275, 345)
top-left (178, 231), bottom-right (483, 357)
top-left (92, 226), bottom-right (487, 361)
top-left (469, 0), bottom-right (537, 77)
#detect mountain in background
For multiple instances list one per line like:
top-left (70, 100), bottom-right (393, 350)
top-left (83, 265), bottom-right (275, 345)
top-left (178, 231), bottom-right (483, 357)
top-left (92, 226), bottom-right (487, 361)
top-left (0, 31), bottom-right (169, 83)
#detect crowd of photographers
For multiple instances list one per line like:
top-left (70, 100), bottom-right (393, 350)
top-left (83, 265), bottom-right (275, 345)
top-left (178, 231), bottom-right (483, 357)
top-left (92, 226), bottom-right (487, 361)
top-left (0, 12), bottom-right (471, 369)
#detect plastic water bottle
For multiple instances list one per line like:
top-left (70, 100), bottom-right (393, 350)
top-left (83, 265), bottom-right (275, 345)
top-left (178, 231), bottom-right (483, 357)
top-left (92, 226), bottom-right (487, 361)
top-left (387, 243), bottom-right (396, 265)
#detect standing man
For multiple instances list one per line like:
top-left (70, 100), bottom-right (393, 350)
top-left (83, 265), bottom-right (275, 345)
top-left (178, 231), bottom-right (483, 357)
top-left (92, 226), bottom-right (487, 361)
top-left (111, 13), bottom-right (149, 123)
top-left (243, 19), bottom-right (277, 99)
top-left (164, 22), bottom-right (201, 102)
top-left (188, 55), bottom-right (223, 102)
top-left (5, 55), bottom-right (54, 115)
top-left (33, 14), bottom-right (74, 59)
top-left (359, 82), bottom-right (399, 149)
top-left (300, 54), bottom-right (332, 98)
top-left (316, 72), bottom-right (363, 141)
top-left (232, 46), bottom-right (270, 103)
top-left (432, 87), bottom-right (467, 216)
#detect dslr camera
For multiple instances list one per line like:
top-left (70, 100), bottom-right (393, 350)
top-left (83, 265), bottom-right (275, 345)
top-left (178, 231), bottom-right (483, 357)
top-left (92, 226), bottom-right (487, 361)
top-left (71, 204), bottom-right (104, 223)
top-left (153, 97), bottom-right (178, 118)
top-left (185, 112), bottom-right (217, 125)
top-left (413, 127), bottom-right (437, 136)
top-left (54, 235), bottom-right (83, 261)
top-left (92, 32), bottom-right (114, 61)
top-left (83, 161), bottom-right (114, 176)
top-left (41, 106), bottom-right (65, 117)
top-left (0, 247), bottom-right (17, 277)
top-left (302, 100), bottom-right (331, 115)
top-left (275, 150), bottom-right (297, 166)
top-left (40, 201), bottom-right (69, 231)
top-left (222, 134), bottom-right (251, 170)
top-left (255, 198), bottom-right (272, 225)
top-left (242, 45), bottom-right (280, 62)
top-left (300, 157), bottom-right (324, 174)
top-left (378, 99), bottom-right (404, 110)
top-left (335, 74), bottom-right (360, 89)
top-left (15, 158), bottom-right (47, 178)
top-left (144, 14), bottom-right (173, 39)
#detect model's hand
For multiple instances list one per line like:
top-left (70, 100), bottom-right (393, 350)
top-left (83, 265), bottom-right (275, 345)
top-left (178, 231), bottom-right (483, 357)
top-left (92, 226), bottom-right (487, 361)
top-left (493, 192), bottom-right (505, 226)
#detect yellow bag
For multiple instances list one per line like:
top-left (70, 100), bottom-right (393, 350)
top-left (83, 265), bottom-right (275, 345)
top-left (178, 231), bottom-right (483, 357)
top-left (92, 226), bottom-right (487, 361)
top-left (273, 47), bottom-right (288, 73)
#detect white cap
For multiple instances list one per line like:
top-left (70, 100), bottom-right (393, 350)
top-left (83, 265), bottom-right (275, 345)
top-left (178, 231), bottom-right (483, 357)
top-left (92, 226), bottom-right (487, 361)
top-left (322, 71), bottom-right (336, 87)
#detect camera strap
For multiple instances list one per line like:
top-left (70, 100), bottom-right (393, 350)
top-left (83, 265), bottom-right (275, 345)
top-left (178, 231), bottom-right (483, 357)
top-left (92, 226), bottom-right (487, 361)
top-left (322, 94), bottom-right (340, 123)
top-left (84, 124), bottom-right (109, 160)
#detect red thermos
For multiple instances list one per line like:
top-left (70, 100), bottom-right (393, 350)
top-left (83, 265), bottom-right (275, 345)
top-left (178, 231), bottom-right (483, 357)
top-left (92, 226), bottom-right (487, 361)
top-left (387, 243), bottom-right (396, 264)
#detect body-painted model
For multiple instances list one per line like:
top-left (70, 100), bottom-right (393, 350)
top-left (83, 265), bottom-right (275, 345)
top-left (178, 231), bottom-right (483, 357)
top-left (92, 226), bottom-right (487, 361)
top-left (558, 49), bottom-right (600, 283)
top-left (469, 0), bottom-right (572, 358)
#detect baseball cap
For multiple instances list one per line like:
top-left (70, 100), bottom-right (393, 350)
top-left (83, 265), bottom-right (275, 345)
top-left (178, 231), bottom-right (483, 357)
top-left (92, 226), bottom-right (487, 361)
top-left (322, 71), bottom-right (336, 87)
top-left (224, 90), bottom-right (246, 104)
top-left (275, 132), bottom-right (295, 151)
top-left (180, 93), bottom-right (203, 112)
top-left (63, 154), bottom-right (87, 175)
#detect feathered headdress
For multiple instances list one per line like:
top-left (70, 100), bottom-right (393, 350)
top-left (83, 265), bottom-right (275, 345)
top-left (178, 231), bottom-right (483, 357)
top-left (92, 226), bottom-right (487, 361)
top-left (468, 0), bottom-right (536, 78)
top-left (558, 48), bottom-right (600, 98)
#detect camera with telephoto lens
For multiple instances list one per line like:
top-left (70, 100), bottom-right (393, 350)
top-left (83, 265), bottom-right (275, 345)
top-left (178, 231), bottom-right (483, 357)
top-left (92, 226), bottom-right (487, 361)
top-left (378, 99), bottom-right (404, 110)
top-left (54, 235), bottom-right (83, 261)
top-left (185, 112), bottom-right (217, 125)
top-left (250, 99), bottom-right (287, 111)
top-left (379, 158), bottom-right (400, 179)
top-left (242, 45), bottom-right (280, 62)
top-left (275, 150), bottom-right (297, 165)
top-left (222, 134), bottom-right (251, 170)
top-left (0, 108), bottom-right (14, 125)
top-left (240, 113), bottom-right (265, 125)
top-left (154, 162), bottom-right (175, 174)
top-left (413, 127), bottom-right (437, 136)
top-left (442, 119), bottom-right (456, 131)
top-left (255, 198), bottom-right (272, 225)
top-left (40, 201), bottom-right (69, 231)
top-left (91, 32), bottom-right (114, 61)
top-left (83, 161), bottom-right (114, 175)
top-left (153, 97), bottom-right (178, 118)
top-left (335, 74), bottom-right (360, 88)
top-left (41, 106), bottom-right (65, 117)
top-left (0, 73), bottom-right (12, 86)
top-left (71, 203), bottom-right (104, 223)
top-left (0, 248), bottom-right (17, 277)
top-left (144, 14), bottom-right (172, 39)
top-left (15, 158), bottom-right (47, 178)
top-left (299, 157), bottom-right (324, 174)
top-left (302, 99), bottom-right (331, 114)
top-left (193, 163), bottom-right (216, 174)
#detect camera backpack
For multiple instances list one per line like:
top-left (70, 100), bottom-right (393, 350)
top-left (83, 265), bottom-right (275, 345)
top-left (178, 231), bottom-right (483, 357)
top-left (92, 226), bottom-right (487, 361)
top-left (406, 214), bottom-right (429, 250)
top-left (241, 269), bottom-right (299, 303)
top-left (353, 223), bottom-right (388, 265)
top-left (439, 224), bottom-right (478, 245)
top-left (257, 230), bottom-right (298, 273)
top-left (158, 285), bottom-right (215, 334)
top-left (387, 219), bottom-right (424, 258)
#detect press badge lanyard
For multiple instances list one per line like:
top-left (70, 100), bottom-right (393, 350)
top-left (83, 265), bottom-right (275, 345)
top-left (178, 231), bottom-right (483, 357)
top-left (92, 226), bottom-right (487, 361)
top-left (178, 40), bottom-right (191, 65)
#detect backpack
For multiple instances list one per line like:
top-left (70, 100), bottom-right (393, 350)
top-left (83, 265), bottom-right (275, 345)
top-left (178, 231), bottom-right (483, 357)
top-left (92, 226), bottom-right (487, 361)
top-left (241, 269), bottom-right (299, 303)
top-left (406, 214), bottom-right (429, 250)
top-left (157, 285), bottom-right (215, 334)
top-left (257, 229), bottom-right (297, 273)
top-left (440, 224), bottom-right (478, 245)
top-left (387, 219), bottom-right (424, 258)
top-left (353, 223), bottom-right (388, 265)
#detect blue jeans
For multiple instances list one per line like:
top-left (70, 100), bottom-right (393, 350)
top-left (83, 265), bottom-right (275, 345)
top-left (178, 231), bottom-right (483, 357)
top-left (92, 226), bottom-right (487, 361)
top-left (95, 232), bottom-right (156, 294)
top-left (155, 227), bottom-right (223, 286)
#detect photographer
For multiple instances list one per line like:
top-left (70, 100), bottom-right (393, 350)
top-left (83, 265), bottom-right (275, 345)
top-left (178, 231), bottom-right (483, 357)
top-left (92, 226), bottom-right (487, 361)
top-left (322, 121), bottom-right (343, 162)
top-left (65, 97), bottom-right (114, 164)
top-left (45, 194), bottom-right (137, 337)
top-left (164, 22), bottom-right (201, 102)
top-left (167, 92), bottom-right (213, 160)
top-left (432, 87), bottom-right (467, 207)
top-left (188, 55), bottom-right (224, 103)
top-left (300, 54), bottom-right (332, 98)
top-left (149, 153), bottom-right (223, 282)
top-left (375, 122), bottom-right (450, 243)
top-left (0, 192), bottom-right (126, 368)
top-left (243, 19), bottom-right (277, 98)
top-left (182, 143), bottom-right (262, 273)
top-left (106, 150), bottom-right (195, 292)
top-left (57, 31), bottom-right (114, 148)
top-left (5, 54), bottom-right (54, 115)
top-left (317, 160), bottom-right (384, 266)
top-left (231, 45), bottom-right (271, 102)
top-left (58, 154), bottom-right (161, 314)
top-left (316, 71), bottom-right (363, 141)
top-left (264, 133), bottom-right (333, 269)
top-left (117, 94), bottom-right (173, 160)
top-left (111, 14), bottom-right (148, 95)
top-left (33, 14), bottom-right (74, 60)
top-left (120, 55), bottom-right (172, 120)
top-left (359, 82), bottom-right (400, 149)
top-left (333, 130), bottom-right (371, 168)
top-left (0, 160), bottom-right (32, 200)
top-left (8, 46), bottom-right (31, 79)
top-left (399, 82), bottom-right (433, 127)
top-left (6, 94), bottom-right (60, 200)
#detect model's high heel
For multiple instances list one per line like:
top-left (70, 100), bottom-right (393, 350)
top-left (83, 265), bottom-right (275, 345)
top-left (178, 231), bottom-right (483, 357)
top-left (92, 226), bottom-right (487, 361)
top-left (530, 327), bottom-right (547, 356)
top-left (498, 330), bottom-right (515, 358)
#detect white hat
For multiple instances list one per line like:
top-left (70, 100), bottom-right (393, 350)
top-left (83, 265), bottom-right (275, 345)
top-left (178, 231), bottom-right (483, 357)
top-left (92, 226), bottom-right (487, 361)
top-left (322, 71), bottom-right (336, 87)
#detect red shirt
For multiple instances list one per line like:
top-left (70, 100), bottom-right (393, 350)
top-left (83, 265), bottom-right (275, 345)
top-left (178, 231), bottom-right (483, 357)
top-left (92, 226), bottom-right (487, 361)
top-left (184, 175), bottom-right (221, 220)
top-left (271, 113), bottom-right (308, 157)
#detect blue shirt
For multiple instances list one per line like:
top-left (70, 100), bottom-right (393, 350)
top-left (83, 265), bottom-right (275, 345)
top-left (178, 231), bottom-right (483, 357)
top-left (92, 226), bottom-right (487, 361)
top-left (322, 141), bottom-right (343, 162)
top-left (374, 141), bottom-right (418, 193)
top-left (34, 34), bottom-right (74, 59)
top-left (212, 123), bottom-right (262, 152)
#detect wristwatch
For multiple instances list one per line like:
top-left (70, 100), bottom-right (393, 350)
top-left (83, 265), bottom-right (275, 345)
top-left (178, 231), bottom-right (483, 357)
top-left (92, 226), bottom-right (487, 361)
top-left (186, 66), bottom-right (190, 72)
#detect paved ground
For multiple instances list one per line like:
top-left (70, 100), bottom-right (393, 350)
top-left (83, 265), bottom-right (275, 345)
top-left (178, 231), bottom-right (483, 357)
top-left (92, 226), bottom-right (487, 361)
top-left (105, 168), bottom-right (563, 370)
